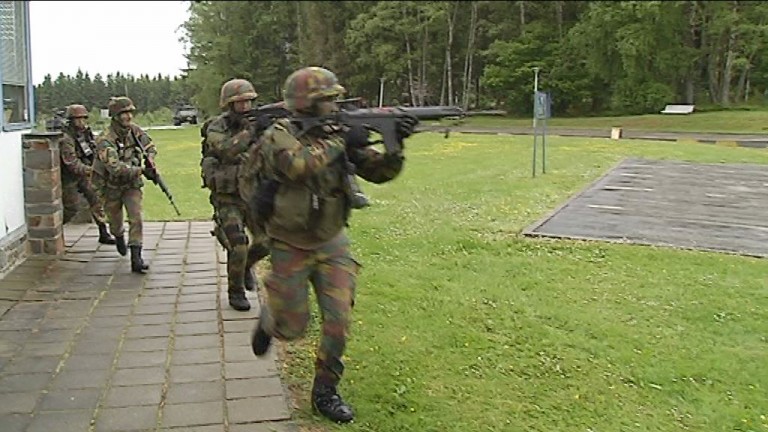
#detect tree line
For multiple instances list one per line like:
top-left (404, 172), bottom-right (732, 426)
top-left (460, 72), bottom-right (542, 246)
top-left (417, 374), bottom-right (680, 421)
top-left (34, 70), bottom-right (195, 118)
top-left (182, 1), bottom-right (768, 117)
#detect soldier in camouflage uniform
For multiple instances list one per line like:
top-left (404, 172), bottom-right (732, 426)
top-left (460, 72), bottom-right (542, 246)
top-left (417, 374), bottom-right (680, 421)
top-left (250, 67), bottom-right (417, 423)
top-left (59, 104), bottom-right (116, 245)
top-left (92, 97), bottom-right (157, 274)
top-left (200, 79), bottom-right (270, 311)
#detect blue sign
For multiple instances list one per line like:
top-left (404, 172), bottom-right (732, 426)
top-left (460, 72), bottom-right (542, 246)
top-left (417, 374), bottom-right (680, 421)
top-left (534, 91), bottom-right (551, 120)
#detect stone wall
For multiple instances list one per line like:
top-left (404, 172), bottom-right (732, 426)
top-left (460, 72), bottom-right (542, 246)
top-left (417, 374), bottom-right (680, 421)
top-left (22, 132), bottom-right (65, 255)
top-left (0, 225), bottom-right (27, 277)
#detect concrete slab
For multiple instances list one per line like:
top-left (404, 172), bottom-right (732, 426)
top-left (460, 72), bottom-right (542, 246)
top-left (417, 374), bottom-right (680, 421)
top-left (523, 158), bottom-right (768, 257)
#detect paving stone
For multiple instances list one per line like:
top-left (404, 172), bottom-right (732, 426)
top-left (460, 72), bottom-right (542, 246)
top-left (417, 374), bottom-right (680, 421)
top-left (175, 310), bottom-right (218, 323)
top-left (25, 328), bottom-right (79, 344)
top-left (137, 295), bottom-right (178, 305)
top-left (37, 317), bottom-right (85, 330)
top-left (226, 396), bottom-right (291, 424)
top-left (170, 348), bottom-right (220, 366)
top-left (164, 424), bottom-right (224, 432)
top-left (161, 401), bottom-right (224, 428)
top-left (0, 413), bottom-right (32, 432)
top-left (0, 391), bottom-right (40, 414)
top-left (121, 337), bottom-right (169, 352)
top-left (86, 316), bottom-right (128, 328)
top-left (50, 367), bottom-right (111, 389)
top-left (225, 360), bottom-right (277, 379)
top-left (70, 338), bottom-right (120, 355)
top-left (178, 293), bottom-right (217, 304)
top-left (17, 341), bottom-right (70, 357)
top-left (116, 350), bottom-right (168, 369)
top-left (169, 363), bottom-right (221, 384)
top-left (131, 313), bottom-right (173, 325)
top-left (222, 320), bottom-right (255, 333)
top-left (224, 343), bottom-right (277, 363)
top-left (174, 335), bottom-right (220, 350)
top-left (226, 377), bottom-right (285, 399)
top-left (165, 381), bottom-right (223, 404)
top-left (221, 306), bottom-right (259, 321)
top-left (111, 366), bottom-right (166, 386)
top-left (223, 332), bottom-right (251, 348)
top-left (103, 384), bottom-right (163, 407)
top-left (229, 422), bottom-right (298, 432)
top-left (38, 387), bottom-right (101, 410)
top-left (3, 355), bottom-right (61, 374)
top-left (180, 284), bottom-right (219, 293)
top-left (144, 279), bottom-right (179, 289)
top-left (92, 306), bottom-right (132, 317)
top-left (62, 353), bottom-right (115, 371)
top-left (94, 405), bottom-right (158, 432)
top-left (133, 303), bottom-right (175, 315)
top-left (0, 372), bottom-right (53, 393)
top-left (176, 301), bottom-right (213, 313)
top-left (174, 321), bottom-right (219, 336)
top-left (26, 410), bottom-right (93, 432)
top-left (125, 323), bottom-right (172, 339)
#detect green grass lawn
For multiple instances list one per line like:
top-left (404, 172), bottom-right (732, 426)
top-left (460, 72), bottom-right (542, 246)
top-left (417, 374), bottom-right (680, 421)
top-left (446, 110), bottom-right (768, 134)
top-left (144, 126), bottom-right (768, 432)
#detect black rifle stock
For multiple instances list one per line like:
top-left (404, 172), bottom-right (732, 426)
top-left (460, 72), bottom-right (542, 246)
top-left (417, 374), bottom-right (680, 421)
top-left (131, 130), bottom-right (182, 216)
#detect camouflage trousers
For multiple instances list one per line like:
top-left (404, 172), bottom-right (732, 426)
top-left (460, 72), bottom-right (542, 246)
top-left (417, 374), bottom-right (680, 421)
top-left (61, 176), bottom-right (107, 225)
top-left (103, 188), bottom-right (144, 246)
top-left (210, 193), bottom-right (269, 291)
top-left (260, 233), bottom-right (361, 387)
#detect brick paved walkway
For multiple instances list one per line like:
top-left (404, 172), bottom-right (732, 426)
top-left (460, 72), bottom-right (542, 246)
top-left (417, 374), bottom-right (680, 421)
top-left (0, 221), bottom-right (297, 432)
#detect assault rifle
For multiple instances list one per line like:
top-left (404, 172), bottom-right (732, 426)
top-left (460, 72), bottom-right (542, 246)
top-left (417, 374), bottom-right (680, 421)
top-left (245, 101), bottom-right (463, 209)
top-left (130, 129), bottom-right (182, 216)
top-left (246, 101), bottom-right (464, 154)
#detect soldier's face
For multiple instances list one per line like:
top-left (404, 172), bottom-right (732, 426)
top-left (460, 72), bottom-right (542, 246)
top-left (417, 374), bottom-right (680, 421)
top-left (118, 111), bottom-right (132, 127)
top-left (72, 117), bottom-right (88, 130)
top-left (315, 97), bottom-right (338, 116)
top-left (233, 100), bottom-right (253, 114)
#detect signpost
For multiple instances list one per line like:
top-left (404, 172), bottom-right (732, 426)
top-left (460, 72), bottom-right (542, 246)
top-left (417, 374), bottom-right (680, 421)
top-left (532, 67), bottom-right (551, 178)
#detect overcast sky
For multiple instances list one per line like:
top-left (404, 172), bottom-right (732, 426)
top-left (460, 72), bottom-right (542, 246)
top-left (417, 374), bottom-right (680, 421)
top-left (29, 1), bottom-right (191, 85)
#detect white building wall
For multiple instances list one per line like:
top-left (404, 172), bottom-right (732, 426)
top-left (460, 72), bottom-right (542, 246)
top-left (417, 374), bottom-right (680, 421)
top-left (0, 129), bottom-right (27, 238)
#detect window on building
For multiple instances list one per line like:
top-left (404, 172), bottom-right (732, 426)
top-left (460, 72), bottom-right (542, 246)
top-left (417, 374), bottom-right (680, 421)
top-left (1, 1), bottom-right (31, 130)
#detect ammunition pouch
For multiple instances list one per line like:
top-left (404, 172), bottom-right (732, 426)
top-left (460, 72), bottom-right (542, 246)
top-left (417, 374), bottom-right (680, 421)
top-left (202, 157), bottom-right (240, 195)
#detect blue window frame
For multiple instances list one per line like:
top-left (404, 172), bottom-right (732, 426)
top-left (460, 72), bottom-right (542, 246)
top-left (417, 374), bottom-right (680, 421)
top-left (0, 1), bottom-right (34, 132)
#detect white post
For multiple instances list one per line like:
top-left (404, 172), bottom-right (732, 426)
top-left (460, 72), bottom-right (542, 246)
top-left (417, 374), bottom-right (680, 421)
top-left (378, 77), bottom-right (385, 108)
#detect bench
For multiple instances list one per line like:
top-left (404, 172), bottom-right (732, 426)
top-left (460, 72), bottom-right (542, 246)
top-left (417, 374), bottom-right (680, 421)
top-left (660, 104), bottom-right (695, 115)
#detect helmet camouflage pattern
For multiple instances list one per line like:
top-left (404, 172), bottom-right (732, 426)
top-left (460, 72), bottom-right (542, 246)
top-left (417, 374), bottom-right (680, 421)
top-left (108, 96), bottom-right (136, 117)
top-left (220, 78), bottom-right (258, 108)
top-left (283, 66), bottom-right (346, 112)
top-left (65, 104), bottom-right (88, 119)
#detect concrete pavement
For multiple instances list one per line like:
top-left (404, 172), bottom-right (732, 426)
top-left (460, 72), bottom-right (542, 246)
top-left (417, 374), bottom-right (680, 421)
top-left (0, 221), bottom-right (297, 432)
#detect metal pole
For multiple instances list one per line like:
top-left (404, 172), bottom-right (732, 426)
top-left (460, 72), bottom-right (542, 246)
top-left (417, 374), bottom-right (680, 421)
top-left (532, 67), bottom-right (539, 129)
top-left (379, 77), bottom-right (385, 108)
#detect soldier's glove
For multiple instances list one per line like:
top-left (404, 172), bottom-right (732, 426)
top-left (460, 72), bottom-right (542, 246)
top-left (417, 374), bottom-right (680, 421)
top-left (247, 114), bottom-right (274, 141)
top-left (342, 124), bottom-right (371, 151)
top-left (143, 165), bottom-right (159, 182)
top-left (396, 114), bottom-right (418, 141)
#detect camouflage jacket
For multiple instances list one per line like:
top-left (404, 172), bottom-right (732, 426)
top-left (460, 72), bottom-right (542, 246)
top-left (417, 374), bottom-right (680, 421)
top-left (256, 118), bottom-right (404, 249)
top-left (92, 122), bottom-right (156, 190)
top-left (60, 125), bottom-right (96, 182)
top-left (201, 112), bottom-right (260, 201)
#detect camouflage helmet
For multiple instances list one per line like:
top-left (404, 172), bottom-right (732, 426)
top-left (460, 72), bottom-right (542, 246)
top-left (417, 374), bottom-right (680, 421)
top-left (283, 66), bottom-right (346, 112)
top-left (108, 97), bottom-right (136, 117)
top-left (65, 104), bottom-right (88, 119)
top-left (219, 79), bottom-right (258, 108)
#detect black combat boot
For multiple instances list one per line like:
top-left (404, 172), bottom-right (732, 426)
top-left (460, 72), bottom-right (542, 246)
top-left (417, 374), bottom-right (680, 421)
top-left (311, 383), bottom-right (355, 423)
top-left (228, 287), bottom-right (251, 311)
top-left (115, 235), bottom-right (128, 256)
top-left (251, 318), bottom-right (272, 356)
top-left (97, 223), bottom-right (116, 245)
top-left (130, 245), bottom-right (149, 274)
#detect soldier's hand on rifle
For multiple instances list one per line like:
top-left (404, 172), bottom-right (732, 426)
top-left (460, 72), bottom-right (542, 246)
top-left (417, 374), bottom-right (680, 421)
top-left (342, 124), bottom-right (370, 150)
top-left (396, 114), bottom-right (418, 141)
top-left (143, 165), bottom-right (159, 182)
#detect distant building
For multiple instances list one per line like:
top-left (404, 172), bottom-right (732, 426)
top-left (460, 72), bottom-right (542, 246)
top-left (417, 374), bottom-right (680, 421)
top-left (0, 1), bottom-right (36, 274)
